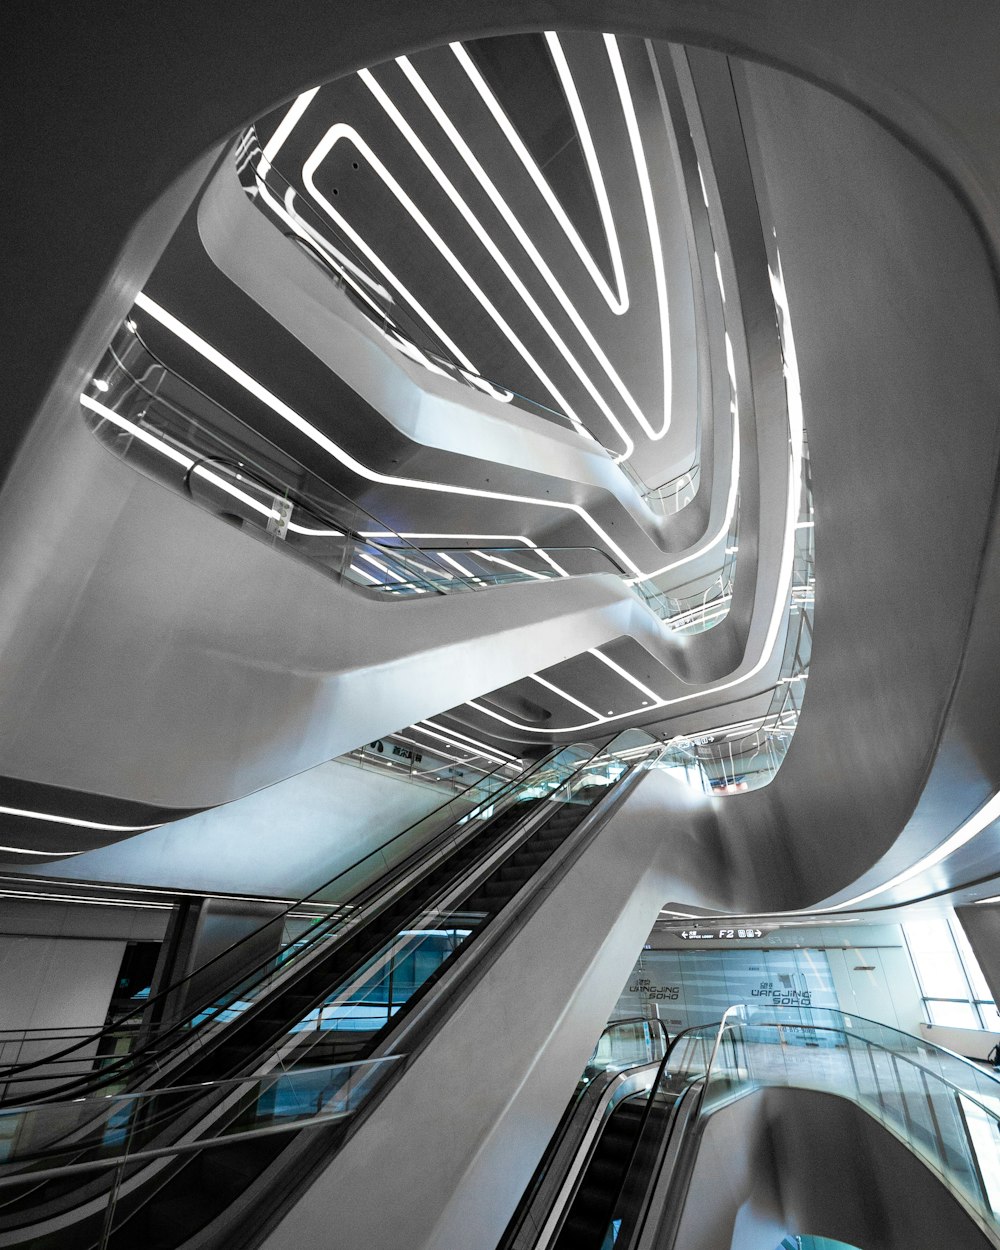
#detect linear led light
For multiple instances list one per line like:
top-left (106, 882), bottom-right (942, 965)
top-left (417, 719), bottom-right (519, 763)
top-left (368, 61), bottom-right (636, 458)
top-left (466, 248), bottom-right (803, 734)
top-left (302, 115), bottom-right (603, 452)
top-left (259, 91), bottom-right (495, 391)
top-left (529, 674), bottom-right (601, 719)
top-left (0, 804), bottom-right (159, 833)
top-left (397, 725), bottom-right (505, 770)
top-left (0, 845), bottom-right (84, 857)
top-left (130, 294), bottom-right (644, 577)
top-left (602, 33), bottom-right (672, 440)
top-left (255, 89), bottom-right (740, 581)
top-left (453, 39), bottom-right (628, 316)
top-left (0, 887), bottom-right (170, 908)
top-left (397, 45), bottom-right (669, 447)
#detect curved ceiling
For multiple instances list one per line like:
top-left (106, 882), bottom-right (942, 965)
top-left (3, 4), bottom-right (1000, 922)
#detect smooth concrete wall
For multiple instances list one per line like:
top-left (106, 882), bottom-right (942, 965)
top-left (825, 942), bottom-right (924, 1038)
top-left (0, 406), bottom-right (639, 823)
top-left (260, 766), bottom-right (728, 1250)
top-left (0, 900), bottom-right (168, 1075)
top-left (0, 933), bottom-right (127, 1091)
top-left (957, 903), bottom-right (1000, 1011)
top-left (709, 55), bottom-right (1000, 909)
top-left (0, 936), bottom-right (124, 1035)
top-left (668, 1086), bottom-right (997, 1250)
top-left (919, 1022), bottom-right (1000, 1062)
top-left (34, 757), bottom-right (464, 899)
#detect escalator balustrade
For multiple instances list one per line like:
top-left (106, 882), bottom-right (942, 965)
top-left (0, 757), bottom-right (630, 1250)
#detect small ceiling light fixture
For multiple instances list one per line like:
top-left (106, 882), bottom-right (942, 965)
top-left (91, 378), bottom-right (110, 393)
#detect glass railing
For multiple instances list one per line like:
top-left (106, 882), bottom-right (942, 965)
top-left (0, 750), bottom-right (557, 1101)
top-left (654, 436), bottom-right (813, 792)
top-left (82, 325), bottom-right (490, 596)
top-left (82, 325), bottom-right (725, 635)
top-left (709, 1007), bottom-right (1000, 1230)
top-left (0, 739), bottom-right (660, 1245)
top-left (585, 1018), bottom-right (671, 1079)
top-left (0, 1056), bottom-right (398, 1247)
top-left (614, 1005), bottom-right (1000, 1247)
top-left (500, 1015), bottom-right (674, 1250)
top-left (0, 734), bottom-right (655, 1104)
top-left (607, 1005), bottom-right (1000, 1249)
top-left (633, 498), bottom-right (740, 637)
top-left (238, 126), bottom-right (711, 520)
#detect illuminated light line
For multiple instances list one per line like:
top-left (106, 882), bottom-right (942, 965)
top-left (82, 393), bottom-right (192, 470)
top-left (283, 188), bottom-right (392, 305)
top-left (392, 730), bottom-right (511, 774)
top-left (0, 846), bottom-right (84, 857)
top-left (262, 95), bottom-right (485, 382)
top-left (408, 722), bottom-right (516, 767)
top-left (82, 393), bottom-right (334, 539)
top-left (131, 294), bottom-right (644, 576)
top-left (356, 550), bottom-right (407, 584)
top-left (589, 647), bottom-right (662, 704)
top-left (460, 253), bottom-right (805, 733)
top-left (625, 331), bottom-right (740, 586)
top-left (255, 96), bottom-right (733, 588)
top-left (303, 112), bottom-right (603, 452)
top-left (264, 108), bottom-right (514, 412)
top-left (418, 719), bottom-right (519, 763)
top-left (473, 551), bottom-right (550, 581)
top-left (0, 888), bottom-right (170, 908)
top-left (390, 731), bottom-right (483, 769)
top-left (602, 34), bottom-right (671, 439)
top-left (361, 533), bottom-right (571, 579)
top-left (396, 52), bottom-right (664, 449)
top-left (529, 674), bottom-right (601, 719)
top-left (349, 563), bottom-right (380, 583)
top-left (435, 551), bottom-right (483, 583)
top-left (259, 87), bottom-right (321, 180)
top-left (452, 41), bottom-right (627, 315)
top-left (0, 805), bottom-right (159, 833)
top-left (373, 59), bottom-right (635, 450)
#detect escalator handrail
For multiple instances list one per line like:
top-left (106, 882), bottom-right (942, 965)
top-left (0, 745), bottom-right (625, 1216)
top-left (0, 750), bottom-right (559, 1088)
top-left (499, 1014), bottom-right (719, 1250)
top-left (722, 1017), bottom-right (1000, 1125)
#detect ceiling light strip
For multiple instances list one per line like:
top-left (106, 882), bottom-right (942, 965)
top-left (397, 49), bottom-right (667, 445)
top-left (452, 40), bottom-right (628, 315)
top-left (131, 294), bottom-right (643, 576)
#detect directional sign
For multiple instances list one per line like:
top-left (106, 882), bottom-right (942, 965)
top-left (678, 927), bottom-right (766, 941)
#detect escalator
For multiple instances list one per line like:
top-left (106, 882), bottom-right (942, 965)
top-left (0, 733), bottom-right (657, 1249)
top-left (553, 1094), bottom-right (647, 1250)
top-left (508, 1007), bottom-right (1000, 1250)
top-left (500, 1018), bottom-right (716, 1250)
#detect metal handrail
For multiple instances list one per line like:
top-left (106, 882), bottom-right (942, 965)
top-left (744, 1019), bottom-right (1000, 1125)
top-left (0, 750), bottom-right (549, 1089)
